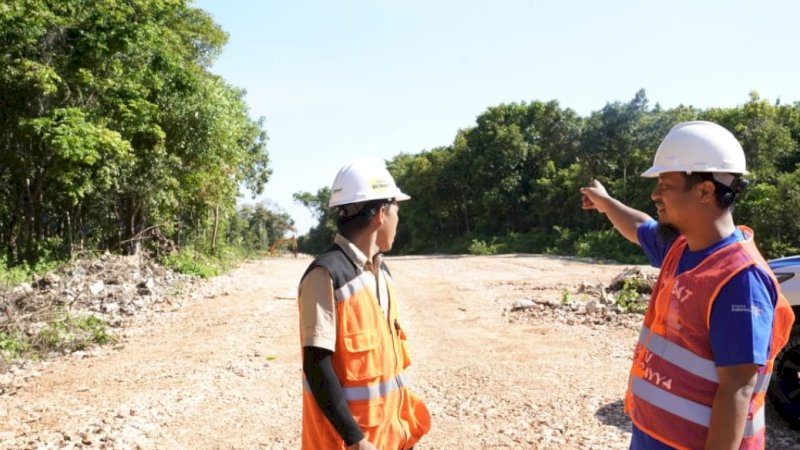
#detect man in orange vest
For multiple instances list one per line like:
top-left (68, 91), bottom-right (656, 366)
top-left (580, 121), bottom-right (794, 450)
top-left (297, 159), bottom-right (431, 449)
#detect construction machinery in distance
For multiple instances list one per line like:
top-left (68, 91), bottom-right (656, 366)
top-left (268, 235), bottom-right (298, 258)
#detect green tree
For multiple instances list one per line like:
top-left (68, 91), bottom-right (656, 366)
top-left (230, 203), bottom-right (294, 252)
top-left (293, 188), bottom-right (336, 255)
top-left (296, 92), bottom-right (800, 262)
top-left (0, 0), bottom-right (270, 264)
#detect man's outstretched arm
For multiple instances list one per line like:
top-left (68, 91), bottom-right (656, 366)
top-left (580, 179), bottom-right (653, 245)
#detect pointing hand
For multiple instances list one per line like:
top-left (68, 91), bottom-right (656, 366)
top-left (580, 179), bottom-right (611, 213)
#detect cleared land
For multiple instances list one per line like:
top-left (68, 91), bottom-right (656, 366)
top-left (1, 255), bottom-right (796, 449)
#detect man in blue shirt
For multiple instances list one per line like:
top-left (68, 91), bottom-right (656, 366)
top-left (580, 121), bottom-right (793, 449)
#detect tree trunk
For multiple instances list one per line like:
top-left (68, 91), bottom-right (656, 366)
top-left (33, 169), bottom-right (44, 242)
top-left (211, 203), bottom-right (220, 254)
top-left (65, 210), bottom-right (72, 259)
top-left (462, 203), bottom-right (470, 234)
top-left (113, 201), bottom-right (123, 249)
top-left (8, 214), bottom-right (20, 265)
top-left (623, 163), bottom-right (627, 201)
top-left (24, 177), bottom-right (35, 262)
top-left (78, 203), bottom-right (85, 251)
top-left (125, 196), bottom-right (142, 255)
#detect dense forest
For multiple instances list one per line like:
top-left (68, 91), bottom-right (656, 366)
top-left (4, 2), bottom-right (800, 272)
top-left (0, 0), bottom-right (295, 275)
top-left (296, 90), bottom-right (800, 263)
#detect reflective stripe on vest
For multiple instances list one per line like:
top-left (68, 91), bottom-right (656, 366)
top-left (631, 377), bottom-right (765, 436)
top-left (303, 372), bottom-right (409, 401)
top-left (334, 272), bottom-right (372, 303)
top-left (637, 326), bottom-right (771, 392)
top-left (626, 228), bottom-right (795, 449)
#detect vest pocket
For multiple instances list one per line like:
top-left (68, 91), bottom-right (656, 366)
top-left (343, 329), bottom-right (383, 381)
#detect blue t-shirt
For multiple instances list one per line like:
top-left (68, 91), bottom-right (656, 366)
top-left (630, 220), bottom-right (777, 450)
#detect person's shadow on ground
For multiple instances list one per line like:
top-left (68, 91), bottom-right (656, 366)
top-left (596, 399), bottom-right (631, 432)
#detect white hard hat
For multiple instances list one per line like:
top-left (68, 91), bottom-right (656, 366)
top-left (641, 121), bottom-right (748, 178)
top-left (328, 159), bottom-right (411, 207)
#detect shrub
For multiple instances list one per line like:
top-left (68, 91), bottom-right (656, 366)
top-left (162, 246), bottom-right (221, 278)
top-left (162, 244), bottom-right (249, 278)
top-left (615, 280), bottom-right (648, 314)
top-left (468, 238), bottom-right (499, 255)
top-left (0, 332), bottom-right (30, 360)
top-left (35, 313), bottom-right (115, 353)
top-left (573, 229), bottom-right (647, 264)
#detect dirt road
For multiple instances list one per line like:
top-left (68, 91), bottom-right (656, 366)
top-left (1, 255), bottom-right (797, 449)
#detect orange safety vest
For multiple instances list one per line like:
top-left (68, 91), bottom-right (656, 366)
top-left (625, 227), bottom-right (795, 450)
top-left (300, 245), bottom-right (431, 450)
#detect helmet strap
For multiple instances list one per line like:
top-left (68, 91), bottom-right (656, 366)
top-left (712, 173), bottom-right (748, 193)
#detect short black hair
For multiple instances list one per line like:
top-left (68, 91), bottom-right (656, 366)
top-left (335, 198), bottom-right (394, 236)
top-left (682, 172), bottom-right (747, 210)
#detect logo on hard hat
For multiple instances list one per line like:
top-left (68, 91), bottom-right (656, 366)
top-left (370, 178), bottom-right (391, 192)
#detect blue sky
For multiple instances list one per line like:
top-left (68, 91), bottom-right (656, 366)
top-left (193, 0), bottom-right (800, 235)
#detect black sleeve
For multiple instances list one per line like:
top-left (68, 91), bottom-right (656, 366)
top-left (302, 346), bottom-right (364, 446)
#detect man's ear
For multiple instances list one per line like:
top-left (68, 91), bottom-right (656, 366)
top-left (372, 205), bottom-right (387, 226)
top-left (698, 180), bottom-right (715, 204)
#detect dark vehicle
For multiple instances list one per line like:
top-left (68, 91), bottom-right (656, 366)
top-left (767, 256), bottom-right (800, 429)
